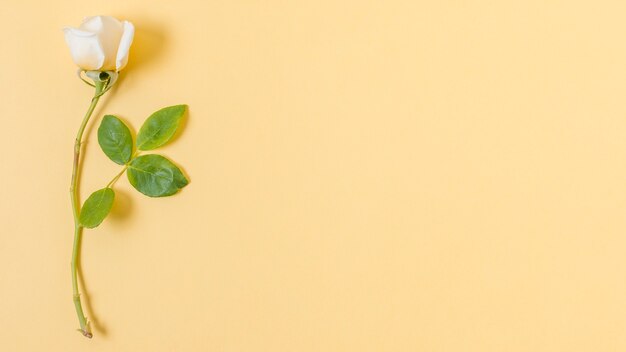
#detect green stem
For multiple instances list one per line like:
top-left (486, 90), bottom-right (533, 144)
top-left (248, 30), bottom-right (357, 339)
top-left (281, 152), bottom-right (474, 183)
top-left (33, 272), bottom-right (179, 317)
top-left (70, 77), bottom-right (108, 339)
top-left (106, 151), bottom-right (140, 188)
top-left (106, 165), bottom-right (129, 188)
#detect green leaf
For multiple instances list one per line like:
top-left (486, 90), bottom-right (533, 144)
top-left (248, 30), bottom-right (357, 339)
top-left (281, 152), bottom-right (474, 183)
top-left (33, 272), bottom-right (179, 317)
top-left (79, 188), bottom-right (115, 228)
top-left (98, 115), bottom-right (133, 165)
top-left (127, 154), bottom-right (189, 197)
top-left (136, 105), bottom-right (187, 151)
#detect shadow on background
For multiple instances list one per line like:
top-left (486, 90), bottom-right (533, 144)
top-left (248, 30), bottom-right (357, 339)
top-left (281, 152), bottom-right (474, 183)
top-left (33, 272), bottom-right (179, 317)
top-left (109, 189), bottom-right (134, 221)
top-left (118, 17), bottom-right (169, 83)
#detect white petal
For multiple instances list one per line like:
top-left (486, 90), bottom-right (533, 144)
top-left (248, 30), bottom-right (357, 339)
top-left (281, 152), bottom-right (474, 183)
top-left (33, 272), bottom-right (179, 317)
top-left (80, 16), bottom-right (124, 71)
top-left (116, 21), bottom-right (135, 71)
top-left (63, 27), bottom-right (105, 71)
top-left (80, 16), bottom-right (103, 32)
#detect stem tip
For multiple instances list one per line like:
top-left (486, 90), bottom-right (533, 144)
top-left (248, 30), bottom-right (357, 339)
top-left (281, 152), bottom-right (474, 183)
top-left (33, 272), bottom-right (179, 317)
top-left (80, 328), bottom-right (93, 338)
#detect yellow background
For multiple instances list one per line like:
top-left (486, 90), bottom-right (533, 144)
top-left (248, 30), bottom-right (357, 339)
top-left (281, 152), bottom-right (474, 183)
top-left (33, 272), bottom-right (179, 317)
top-left (2, 0), bottom-right (626, 350)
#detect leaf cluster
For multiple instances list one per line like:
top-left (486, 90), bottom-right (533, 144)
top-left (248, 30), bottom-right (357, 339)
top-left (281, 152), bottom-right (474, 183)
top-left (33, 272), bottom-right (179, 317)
top-left (79, 105), bottom-right (189, 228)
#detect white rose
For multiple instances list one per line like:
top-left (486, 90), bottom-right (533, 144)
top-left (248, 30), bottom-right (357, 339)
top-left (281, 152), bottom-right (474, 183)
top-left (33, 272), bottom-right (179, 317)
top-left (64, 16), bottom-right (134, 72)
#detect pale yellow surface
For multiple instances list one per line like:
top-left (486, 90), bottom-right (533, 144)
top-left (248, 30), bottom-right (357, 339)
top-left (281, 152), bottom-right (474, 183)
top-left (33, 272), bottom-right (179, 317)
top-left (2, 0), bottom-right (626, 350)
